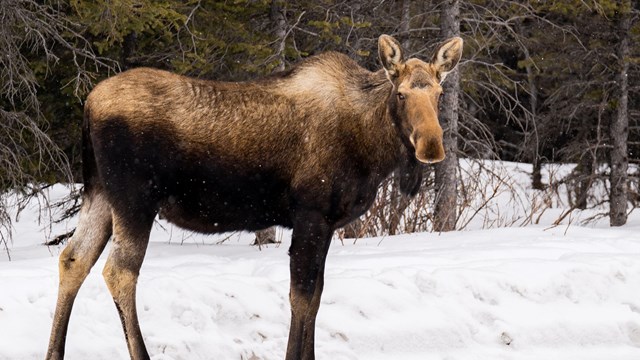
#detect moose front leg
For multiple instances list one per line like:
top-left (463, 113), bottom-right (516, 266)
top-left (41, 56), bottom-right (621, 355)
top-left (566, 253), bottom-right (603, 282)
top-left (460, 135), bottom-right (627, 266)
top-left (285, 210), bottom-right (333, 360)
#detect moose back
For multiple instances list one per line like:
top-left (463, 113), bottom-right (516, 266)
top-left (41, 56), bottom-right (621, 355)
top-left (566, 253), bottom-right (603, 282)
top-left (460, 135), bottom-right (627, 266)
top-left (46, 34), bottom-right (462, 360)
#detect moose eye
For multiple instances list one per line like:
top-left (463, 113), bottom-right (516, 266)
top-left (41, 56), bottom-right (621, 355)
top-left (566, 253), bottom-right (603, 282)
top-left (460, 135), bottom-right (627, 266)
top-left (397, 93), bottom-right (406, 101)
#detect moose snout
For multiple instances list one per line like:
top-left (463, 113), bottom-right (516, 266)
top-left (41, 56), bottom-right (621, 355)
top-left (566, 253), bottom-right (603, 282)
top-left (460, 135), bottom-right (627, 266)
top-left (412, 130), bottom-right (445, 164)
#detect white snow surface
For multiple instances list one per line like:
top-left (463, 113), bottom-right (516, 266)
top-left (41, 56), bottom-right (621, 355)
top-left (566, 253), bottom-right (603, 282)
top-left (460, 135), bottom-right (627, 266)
top-left (2, 163), bottom-right (640, 360)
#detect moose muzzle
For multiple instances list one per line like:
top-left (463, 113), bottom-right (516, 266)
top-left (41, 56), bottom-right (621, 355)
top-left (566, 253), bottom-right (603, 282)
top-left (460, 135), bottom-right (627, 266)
top-left (411, 128), bottom-right (445, 164)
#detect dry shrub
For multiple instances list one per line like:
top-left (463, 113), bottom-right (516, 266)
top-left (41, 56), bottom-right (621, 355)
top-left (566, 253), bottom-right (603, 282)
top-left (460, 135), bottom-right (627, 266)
top-left (338, 159), bottom-right (586, 241)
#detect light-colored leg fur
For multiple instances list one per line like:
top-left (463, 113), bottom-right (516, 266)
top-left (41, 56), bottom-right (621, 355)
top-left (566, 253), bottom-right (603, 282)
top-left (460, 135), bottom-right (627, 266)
top-left (102, 211), bottom-right (153, 360)
top-left (46, 192), bottom-right (113, 360)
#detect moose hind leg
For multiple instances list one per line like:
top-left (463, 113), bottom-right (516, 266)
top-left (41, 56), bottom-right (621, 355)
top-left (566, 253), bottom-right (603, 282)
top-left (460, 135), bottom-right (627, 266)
top-left (47, 192), bottom-right (113, 360)
top-left (286, 210), bottom-right (334, 360)
top-left (102, 210), bottom-right (154, 360)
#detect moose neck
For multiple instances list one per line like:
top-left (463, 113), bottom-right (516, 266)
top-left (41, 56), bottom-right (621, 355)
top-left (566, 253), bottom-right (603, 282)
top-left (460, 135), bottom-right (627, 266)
top-left (352, 69), bottom-right (407, 171)
top-left (355, 70), bottom-right (394, 121)
top-left (261, 53), bottom-right (408, 176)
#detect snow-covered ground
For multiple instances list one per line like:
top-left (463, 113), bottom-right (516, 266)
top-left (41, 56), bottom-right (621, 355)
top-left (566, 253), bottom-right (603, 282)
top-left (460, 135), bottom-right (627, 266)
top-left (1, 162), bottom-right (640, 360)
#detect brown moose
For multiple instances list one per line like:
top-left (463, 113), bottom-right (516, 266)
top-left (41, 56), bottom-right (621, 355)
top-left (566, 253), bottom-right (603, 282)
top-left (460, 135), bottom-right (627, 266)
top-left (46, 34), bottom-right (462, 360)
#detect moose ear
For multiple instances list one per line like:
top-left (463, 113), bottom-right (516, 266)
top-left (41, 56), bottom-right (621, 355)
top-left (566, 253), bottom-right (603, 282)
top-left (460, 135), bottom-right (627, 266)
top-left (378, 35), bottom-right (405, 78)
top-left (432, 37), bottom-right (463, 83)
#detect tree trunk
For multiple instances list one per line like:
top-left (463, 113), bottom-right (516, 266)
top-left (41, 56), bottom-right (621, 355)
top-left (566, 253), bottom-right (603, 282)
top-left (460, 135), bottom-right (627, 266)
top-left (576, 151), bottom-right (593, 210)
top-left (524, 48), bottom-right (543, 190)
top-left (121, 32), bottom-right (137, 70)
top-left (609, 3), bottom-right (630, 226)
top-left (433, 0), bottom-right (460, 232)
top-left (532, 158), bottom-right (544, 190)
top-left (400, 0), bottom-right (412, 50)
top-left (270, 0), bottom-right (287, 72)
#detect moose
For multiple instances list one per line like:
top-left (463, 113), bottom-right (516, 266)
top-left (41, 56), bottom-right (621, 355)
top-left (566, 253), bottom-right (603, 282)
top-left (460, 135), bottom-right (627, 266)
top-left (46, 34), bottom-right (462, 360)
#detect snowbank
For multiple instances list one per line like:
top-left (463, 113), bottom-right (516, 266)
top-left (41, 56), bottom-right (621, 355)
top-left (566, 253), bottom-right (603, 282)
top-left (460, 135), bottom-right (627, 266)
top-left (1, 166), bottom-right (640, 359)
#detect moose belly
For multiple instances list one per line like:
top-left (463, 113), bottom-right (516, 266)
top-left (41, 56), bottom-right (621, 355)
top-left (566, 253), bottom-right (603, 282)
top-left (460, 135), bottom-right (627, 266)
top-left (157, 175), bottom-right (293, 233)
top-left (92, 117), bottom-right (296, 233)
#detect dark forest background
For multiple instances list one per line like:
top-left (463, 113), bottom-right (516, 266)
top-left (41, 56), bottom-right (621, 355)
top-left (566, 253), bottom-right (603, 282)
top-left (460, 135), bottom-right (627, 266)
top-left (1, 0), bottom-right (639, 246)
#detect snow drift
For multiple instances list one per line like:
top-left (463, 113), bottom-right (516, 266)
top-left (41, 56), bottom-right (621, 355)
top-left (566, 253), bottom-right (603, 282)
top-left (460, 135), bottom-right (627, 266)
top-left (1, 162), bottom-right (640, 360)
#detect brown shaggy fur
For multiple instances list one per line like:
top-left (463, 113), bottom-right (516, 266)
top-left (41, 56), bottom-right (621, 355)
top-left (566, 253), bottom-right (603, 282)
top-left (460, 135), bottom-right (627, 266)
top-left (47, 35), bottom-right (463, 360)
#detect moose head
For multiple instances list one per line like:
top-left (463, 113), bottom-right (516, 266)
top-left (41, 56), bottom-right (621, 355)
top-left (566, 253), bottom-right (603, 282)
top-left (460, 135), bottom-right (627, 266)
top-left (379, 35), bottom-right (463, 164)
